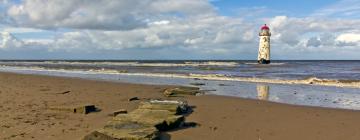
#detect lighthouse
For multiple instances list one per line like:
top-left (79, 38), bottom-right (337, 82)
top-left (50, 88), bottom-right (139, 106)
top-left (258, 24), bottom-right (271, 64)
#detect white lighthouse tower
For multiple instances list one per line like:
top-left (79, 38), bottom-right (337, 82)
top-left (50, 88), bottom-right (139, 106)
top-left (258, 24), bottom-right (271, 64)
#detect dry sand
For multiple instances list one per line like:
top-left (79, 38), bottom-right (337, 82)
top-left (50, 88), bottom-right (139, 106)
top-left (0, 72), bottom-right (360, 140)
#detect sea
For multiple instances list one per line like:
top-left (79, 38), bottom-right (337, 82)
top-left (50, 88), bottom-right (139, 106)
top-left (1, 60), bottom-right (360, 110)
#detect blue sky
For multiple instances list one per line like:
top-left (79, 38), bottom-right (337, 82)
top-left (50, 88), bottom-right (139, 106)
top-left (0, 0), bottom-right (360, 60)
top-left (212, 0), bottom-right (339, 17)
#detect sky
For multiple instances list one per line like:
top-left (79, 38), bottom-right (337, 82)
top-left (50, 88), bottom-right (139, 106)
top-left (0, 0), bottom-right (360, 60)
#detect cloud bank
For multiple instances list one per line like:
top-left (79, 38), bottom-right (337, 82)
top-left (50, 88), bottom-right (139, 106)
top-left (0, 0), bottom-right (360, 59)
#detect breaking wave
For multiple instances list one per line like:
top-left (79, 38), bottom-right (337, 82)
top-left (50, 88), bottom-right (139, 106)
top-left (1, 65), bottom-right (360, 89)
top-left (244, 62), bottom-right (286, 65)
top-left (0, 61), bottom-right (239, 67)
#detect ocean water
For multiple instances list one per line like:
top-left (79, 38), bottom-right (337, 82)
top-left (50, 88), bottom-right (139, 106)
top-left (0, 60), bottom-right (359, 81)
top-left (1, 60), bottom-right (360, 110)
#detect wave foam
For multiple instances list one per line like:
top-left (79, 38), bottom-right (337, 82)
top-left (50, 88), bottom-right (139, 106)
top-left (1, 66), bottom-right (359, 88)
top-left (0, 61), bottom-right (239, 67)
top-left (244, 62), bottom-right (286, 65)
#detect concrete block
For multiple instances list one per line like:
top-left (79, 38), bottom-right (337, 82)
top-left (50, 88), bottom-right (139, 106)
top-left (48, 104), bottom-right (97, 114)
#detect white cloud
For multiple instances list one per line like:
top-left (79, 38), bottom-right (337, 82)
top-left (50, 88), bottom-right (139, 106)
top-left (306, 37), bottom-right (321, 47)
top-left (0, 31), bottom-right (51, 50)
top-left (336, 33), bottom-right (360, 43)
top-left (3, 14), bottom-right (360, 59)
top-left (2, 27), bottom-right (46, 33)
top-left (6, 0), bottom-right (215, 30)
top-left (266, 16), bottom-right (360, 47)
top-left (312, 0), bottom-right (360, 18)
top-left (148, 20), bottom-right (171, 26)
top-left (0, 31), bottom-right (23, 48)
top-left (1, 1), bottom-right (360, 59)
top-left (336, 33), bottom-right (360, 46)
top-left (231, 6), bottom-right (286, 19)
top-left (45, 16), bottom-right (253, 51)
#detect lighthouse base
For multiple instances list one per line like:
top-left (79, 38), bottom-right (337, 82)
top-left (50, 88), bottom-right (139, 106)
top-left (258, 59), bottom-right (270, 64)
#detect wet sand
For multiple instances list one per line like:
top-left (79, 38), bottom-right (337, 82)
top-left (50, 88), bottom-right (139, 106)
top-left (1, 72), bottom-right (360, 140)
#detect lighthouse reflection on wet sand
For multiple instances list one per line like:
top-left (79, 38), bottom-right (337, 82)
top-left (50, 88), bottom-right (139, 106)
top-left (258, 24), bottom-right (271, 64)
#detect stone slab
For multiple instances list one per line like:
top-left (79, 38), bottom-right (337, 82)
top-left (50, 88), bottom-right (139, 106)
top-left (163, 87), bottom-right (201, 97)
top-left (83, 100), bottom-right (189, 140)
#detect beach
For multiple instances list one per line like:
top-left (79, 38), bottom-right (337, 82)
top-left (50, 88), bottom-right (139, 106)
top-left (1, 72), bottom-right (360, 140)
top-left (2, 0), bottom-right (360, 139)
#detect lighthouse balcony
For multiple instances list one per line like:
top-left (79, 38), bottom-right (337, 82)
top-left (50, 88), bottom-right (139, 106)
top-left (259, 31), bottom-right (271, 36)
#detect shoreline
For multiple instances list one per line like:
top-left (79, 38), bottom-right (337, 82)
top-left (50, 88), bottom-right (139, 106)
top-left (1, 72), bottom-right (360, 140)
top-left (2, 71), bottom-right (359, 112)
top-left (2, 65), bottom-right (360, 89)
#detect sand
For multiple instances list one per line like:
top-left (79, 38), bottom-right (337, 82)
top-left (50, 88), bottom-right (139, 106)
top-left (1, 72), bottom-right (360, 140)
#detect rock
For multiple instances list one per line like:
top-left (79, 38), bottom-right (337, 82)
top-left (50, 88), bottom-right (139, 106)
top-left (118, 70), bottom-right (128, 73)
top-left (56, 91), bottom-right (71, 94)
top-left (83, 100), bottom-right (189, 140)
top-left (83, 130), bottom-right (118, 140)
top-left (190, 82), bottom-right (205, 86)
top-left (163, 87), bottom-right (201, 97)
top-left (83, 124), bottom-right (158, 140)
top-left (138, 100), bottom-right (189, 115)
top-left (128, 97), bottom-right (140, 101)
top-left (218, 83), bottom-right (230, 86)
top-left (113, 109), bottom-right (185, 131)
top-left (48, 104), bottom-right (97, 114)
top-left (111, 109), bottom-right (128, 117)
